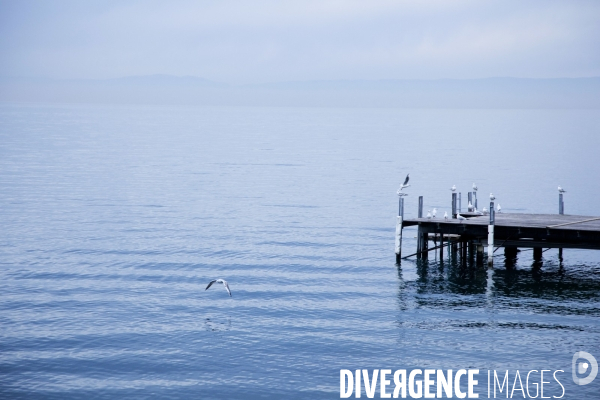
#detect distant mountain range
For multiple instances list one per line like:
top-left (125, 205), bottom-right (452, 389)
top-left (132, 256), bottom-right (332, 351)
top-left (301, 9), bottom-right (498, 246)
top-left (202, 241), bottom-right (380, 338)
top-left (1, 75), bottom-right (599, 108)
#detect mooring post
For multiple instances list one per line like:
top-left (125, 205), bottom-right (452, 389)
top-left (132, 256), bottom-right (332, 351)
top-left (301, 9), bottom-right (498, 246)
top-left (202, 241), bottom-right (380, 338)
top-left (416, 196), bottom-right (424, 258)
top-left (487, 201), bottom-right (495, 267)
top-left (395, 197), bottom-right (404, 264)
top-left (558, 192), bottom-right (564, 259)
top-left (468, 192), bottom-right (472, 211)
top-left (559, 193), bottom-right (564, 215)
top-left (473, 191), bottom-right (478, 211)
top-left (452, 193), bottom-right (457, 218)
top-left (458, 192), bottom-right (462, 213)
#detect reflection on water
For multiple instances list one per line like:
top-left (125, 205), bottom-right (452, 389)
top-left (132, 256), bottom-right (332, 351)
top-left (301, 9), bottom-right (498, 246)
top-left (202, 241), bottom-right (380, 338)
top-left (404, 250), bottom-right (600, 306)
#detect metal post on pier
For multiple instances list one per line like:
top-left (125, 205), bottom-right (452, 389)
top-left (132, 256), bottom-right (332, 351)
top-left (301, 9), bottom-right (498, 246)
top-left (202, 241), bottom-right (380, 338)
top-left (395, 197), bottom-right (404, 264)
top-left (487, 201), bottom-right (495, 267)
top-left (559, 193), bottom-right (564, 215)
top-left (452, 193), bottom-right (457, 218)
top-left (473, 191), bottom-right (478, 211)
top-left (417, 196), bottom-right (424, 258)
top-left (558, 192), bottom-right (564, 260)
top-left (468, 192), bottom-right (472, 211)
top-left (458, 192), bottom-right (462, 213)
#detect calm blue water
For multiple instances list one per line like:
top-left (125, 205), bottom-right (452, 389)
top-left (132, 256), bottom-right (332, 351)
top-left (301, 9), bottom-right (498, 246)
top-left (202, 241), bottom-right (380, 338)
top-left (1, 104), bottom-right (599, 399)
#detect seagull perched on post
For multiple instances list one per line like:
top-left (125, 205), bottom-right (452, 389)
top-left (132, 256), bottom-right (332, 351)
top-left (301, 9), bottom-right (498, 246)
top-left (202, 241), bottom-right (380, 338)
top-left (205, 279), bottom-right (232, 297)
top-left (489, 193), bottom-right (496, 201)
top-left (472, 183), bottom-right (478, 192)
top-left (450, 185), bottom-right (456, 192)
top-left (432, 208), bottom-right (437, 218)
top-left (558, 186), bottom-right (566, 193)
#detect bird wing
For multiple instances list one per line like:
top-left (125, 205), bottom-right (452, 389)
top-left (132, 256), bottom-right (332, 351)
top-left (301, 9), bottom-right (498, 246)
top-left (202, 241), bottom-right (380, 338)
top-left (222, 281), bottom-right (232, 297)
top-left (205, 280), bottom-right (217, 290)
top-left (403, 174), bottom-right (409, 186)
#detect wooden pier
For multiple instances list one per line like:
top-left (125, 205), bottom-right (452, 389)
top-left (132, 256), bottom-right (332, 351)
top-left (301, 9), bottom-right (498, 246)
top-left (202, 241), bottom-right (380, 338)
top-left (394, 192), bottom-right (600, 265)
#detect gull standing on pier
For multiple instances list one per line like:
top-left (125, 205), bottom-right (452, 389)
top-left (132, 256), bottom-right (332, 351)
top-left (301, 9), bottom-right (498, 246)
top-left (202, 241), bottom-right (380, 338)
top-left (456, 211), bottom-right (466, 223)
top-left (482, 206), bottom-right (488, 214)
top-left (450, 185), bottom-right (456, 192)
top-left (444, 211), bottom-right (448, 220)
top-left (205, 279), bottom-right (232, 297)
top-left (468, 201), bottom-right (474, 212)
top-left (558, 186), bottom-right (566, 193)
top-left (426, 210), bottom-right (432, 219)
top-left (497, 204), bottom-right (501, 213)
top-left (432, 208), bottom-right (437, 218)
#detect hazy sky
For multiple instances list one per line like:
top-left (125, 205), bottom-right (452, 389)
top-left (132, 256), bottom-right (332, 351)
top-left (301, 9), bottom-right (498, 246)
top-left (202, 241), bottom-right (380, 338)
top-left (1, 0), bottom-right (599, 84)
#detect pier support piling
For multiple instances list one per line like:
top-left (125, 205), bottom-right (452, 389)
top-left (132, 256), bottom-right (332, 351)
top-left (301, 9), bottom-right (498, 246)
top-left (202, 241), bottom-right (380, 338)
top-left (533, 247), bottom-right (543, 262)
top-left (477, 244), bottom-right (484, 264)
top-left (504, 246), bottom-right (518, 268)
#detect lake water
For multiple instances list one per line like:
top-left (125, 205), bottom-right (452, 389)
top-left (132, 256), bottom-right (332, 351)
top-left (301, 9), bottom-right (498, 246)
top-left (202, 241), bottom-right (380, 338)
top-left (1, 104), bottom-right (599, 399)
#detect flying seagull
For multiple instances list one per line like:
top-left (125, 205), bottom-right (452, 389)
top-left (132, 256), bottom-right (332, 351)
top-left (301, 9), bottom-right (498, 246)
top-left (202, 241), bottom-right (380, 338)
top-left (489, 193), bottom-right (496, 201)
top-left (558, 186), bottom-right (566, 193)
top-left (472, 183), bottom-right (478, 191)
top-left (450, 185), bottom-right (456, 192)
top-left (205, 279), bottom-right (232, 297)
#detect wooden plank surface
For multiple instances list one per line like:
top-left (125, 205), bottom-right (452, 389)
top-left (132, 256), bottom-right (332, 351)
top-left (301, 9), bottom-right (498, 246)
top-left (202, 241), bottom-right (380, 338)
top-left (404, 213), bottom-right (600, 232)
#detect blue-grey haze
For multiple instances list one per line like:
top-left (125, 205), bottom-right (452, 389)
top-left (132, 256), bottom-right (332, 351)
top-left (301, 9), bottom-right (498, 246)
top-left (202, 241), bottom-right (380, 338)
top-left (2, 76), bottom-right (599, 108)
top-left (0, 104), bottom-right (599, 399)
